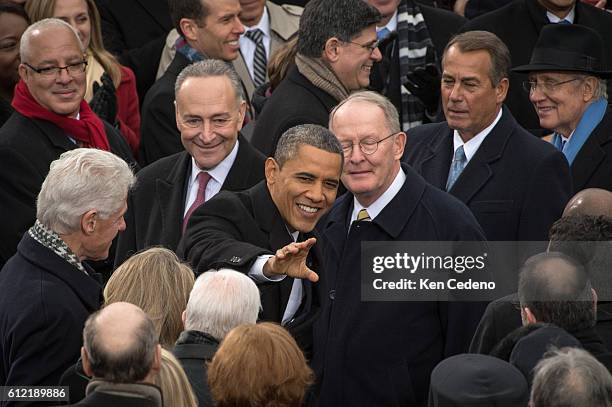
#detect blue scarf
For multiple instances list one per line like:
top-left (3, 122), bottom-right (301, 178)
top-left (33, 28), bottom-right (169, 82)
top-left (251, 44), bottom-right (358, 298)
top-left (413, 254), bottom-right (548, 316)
top-left (175, 36), bottom-right (207, 62)
top-left (552, 98), bottom-right (607, 165)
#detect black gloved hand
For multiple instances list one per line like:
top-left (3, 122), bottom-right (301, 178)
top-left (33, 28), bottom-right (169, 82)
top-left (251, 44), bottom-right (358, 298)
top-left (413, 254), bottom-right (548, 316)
top-left (402, 63), bottom-right (441, 114)
top-left (89, 72), bottom-right (118, 124)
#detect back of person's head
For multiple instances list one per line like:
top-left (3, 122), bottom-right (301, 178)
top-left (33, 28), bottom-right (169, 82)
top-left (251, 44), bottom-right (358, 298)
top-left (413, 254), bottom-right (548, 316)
top-left (105, 247), bottom-right (195, 348)
top-left (297, 0), bottom-right (381, 58)
top-left (183, 268), bottom-right (261, 341)
top-left (428, 353), bottom-right (528, 407)
top-left (155, 348), bottom-right (197, 407)
top-left (36, 148), bottom-right (135, 234)
top-left (518, 252), bottom-right (595, 332)
top-left (208, 322), bottom-right (314, 407)
top-left (563, 188), bottom-right (612, 218)
top-left (531, 347), bottom-right (612, 407)
top-left (82, 302), bottom-right (160, 383)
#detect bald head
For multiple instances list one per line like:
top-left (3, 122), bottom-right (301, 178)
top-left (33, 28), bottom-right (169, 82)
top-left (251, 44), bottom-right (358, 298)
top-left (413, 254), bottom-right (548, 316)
top-left (19, 18), bottom-right (83, 62)
top-left (563, 189), bottom-right (612, 218)
top-left (83, 302), bottom-right (159, 383)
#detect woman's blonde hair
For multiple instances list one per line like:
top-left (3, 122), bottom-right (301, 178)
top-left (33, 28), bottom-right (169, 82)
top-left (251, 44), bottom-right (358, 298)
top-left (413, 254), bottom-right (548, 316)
top-left (155, 349), bottom-right (198, 407)
top-left (25, 0), bottom-right (121, 87)
top-left (105, 247), bottom-right (195, 348)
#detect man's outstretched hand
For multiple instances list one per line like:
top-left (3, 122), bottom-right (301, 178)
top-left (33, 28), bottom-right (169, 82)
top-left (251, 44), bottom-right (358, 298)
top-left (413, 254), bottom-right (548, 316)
top-left (263, 237), bottom-right (319, 282)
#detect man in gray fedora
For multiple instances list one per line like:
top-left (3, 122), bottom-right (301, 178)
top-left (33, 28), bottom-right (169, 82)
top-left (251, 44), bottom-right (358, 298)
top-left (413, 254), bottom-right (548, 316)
top-left (514, 23), bottom-right (612, 192)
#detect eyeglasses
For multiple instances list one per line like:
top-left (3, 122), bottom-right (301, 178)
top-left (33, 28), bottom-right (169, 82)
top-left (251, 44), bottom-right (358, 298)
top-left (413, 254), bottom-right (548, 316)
top-left (340, 132), bottom-right (397, 157)
top-left (522, 77), bottom-right (581, 94)
top-left (23, 60), bottom-right (88, 77)
top-left (345, 39), bottom-right (381, 54)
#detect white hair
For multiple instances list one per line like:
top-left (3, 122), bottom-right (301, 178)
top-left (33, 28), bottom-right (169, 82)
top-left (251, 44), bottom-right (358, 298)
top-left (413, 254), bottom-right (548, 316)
top-left (37, 148), bottom-right (135, 234)
top-left (184, 268), bottom-right (261, 341)
top-left (20, 18), bottom-right (84, 62)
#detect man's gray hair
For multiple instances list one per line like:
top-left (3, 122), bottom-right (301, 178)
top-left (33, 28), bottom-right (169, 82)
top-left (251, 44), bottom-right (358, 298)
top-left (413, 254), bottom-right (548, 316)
top-left (184, 268), bottom-right (261, 341)
top-left (329, 91), bottom-right (401, 134)
top-left (297, 0), bottom-right (381, 58)
top-left (36, 149), bottom-right (135, 234)
top-left (20, 18), bottom-right (84, 62)
top-left (274, 124), bottom-right (343, 168)
top-left (531, 347), bottom-right (612, 407)
top-left (83, 308), bottom-right (158, 383)
top-left (175, 59), bottom-right (244, 105)
top-left (443, 30), bottom-right (511, 87)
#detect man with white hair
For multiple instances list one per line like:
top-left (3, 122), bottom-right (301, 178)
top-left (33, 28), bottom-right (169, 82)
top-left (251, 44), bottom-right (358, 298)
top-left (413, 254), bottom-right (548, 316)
top-left (0, 18), bottom-right (135, 269)
top-left (172, 268), bottom-right (261, 407)
top-left (0, 149), bottom-right (135, 402)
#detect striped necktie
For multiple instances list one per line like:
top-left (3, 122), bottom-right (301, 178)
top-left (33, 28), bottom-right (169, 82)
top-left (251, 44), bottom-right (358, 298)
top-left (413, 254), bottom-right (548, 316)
top-left (357, 209), bottom-right (372, 222)
top-left (244, 29), bottom-right (267, 88)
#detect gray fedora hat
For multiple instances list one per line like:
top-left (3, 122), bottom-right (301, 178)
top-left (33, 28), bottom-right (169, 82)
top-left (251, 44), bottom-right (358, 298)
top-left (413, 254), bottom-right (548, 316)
top-left (513, 23), bottom-right (612, 78)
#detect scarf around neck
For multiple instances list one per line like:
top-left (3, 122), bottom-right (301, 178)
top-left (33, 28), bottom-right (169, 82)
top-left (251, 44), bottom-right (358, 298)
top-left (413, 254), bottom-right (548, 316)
top-left (295, 53), bottom-right (350, 102)
top-left (12, 80), bottom-right (110, 151)
top-left (397, 0), bottom-right (438, 129)
top-left (29, 220), bottom-right (88, 275)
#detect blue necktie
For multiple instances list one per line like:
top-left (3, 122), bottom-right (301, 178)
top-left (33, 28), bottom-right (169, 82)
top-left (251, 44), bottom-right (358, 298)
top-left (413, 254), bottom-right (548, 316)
top-left (377, 27), bottom-right (391, 40)
top-left (446, 145), bottom-right (467, 191)
top-left (557, 19), bottom-right (571, 24)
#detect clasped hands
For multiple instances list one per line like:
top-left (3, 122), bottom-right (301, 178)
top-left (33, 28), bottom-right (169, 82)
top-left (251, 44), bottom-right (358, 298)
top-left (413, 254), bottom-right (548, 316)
top-left (263, 237), bottom-right (319, 282)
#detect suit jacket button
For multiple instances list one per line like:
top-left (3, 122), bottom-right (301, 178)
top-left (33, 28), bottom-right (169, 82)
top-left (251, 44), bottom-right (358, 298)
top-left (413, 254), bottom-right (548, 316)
top-left (329, 289), bottom-right (336, 300)
top-left (230, 256), bottom-right (240, 263)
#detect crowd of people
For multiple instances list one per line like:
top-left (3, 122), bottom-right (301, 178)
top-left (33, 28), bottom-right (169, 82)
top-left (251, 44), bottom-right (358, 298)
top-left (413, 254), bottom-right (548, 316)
top-left (1, 0), bottom-right (612, 406)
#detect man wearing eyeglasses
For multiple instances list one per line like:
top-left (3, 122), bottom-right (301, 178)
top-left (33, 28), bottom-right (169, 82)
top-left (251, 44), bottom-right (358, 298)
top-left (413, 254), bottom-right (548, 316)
top-left (250, 0), bottom-right (382, 157)
top-left (0, 18), bottom-right (135, 270)
top-left (115, 59), bottom-right (265, 266)
top-left (404, 31), bottom-right (571, 242)
top-left (514, 24), bottom-right (612, 192)
top-left (310, 90), bottom-right (486, 407)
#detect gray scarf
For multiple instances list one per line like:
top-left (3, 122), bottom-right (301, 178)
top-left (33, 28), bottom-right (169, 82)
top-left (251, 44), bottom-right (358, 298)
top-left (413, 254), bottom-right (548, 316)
top-left (295, 53), bottom-right (350, 102)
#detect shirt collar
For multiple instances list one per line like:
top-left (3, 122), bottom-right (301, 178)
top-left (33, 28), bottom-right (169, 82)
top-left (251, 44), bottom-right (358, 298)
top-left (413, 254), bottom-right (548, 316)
top-left (244, 6), bottom-right (270, 37)
top-left (547, 7), bottom-right (575, 23)
top-left (189, 139), bottom-right (240, 187)
top-left (378, 9), bottom-right (398, 33)
top-left (453, 108), bottom-right (503, 162)
top-left (351, 166), bottom-right (406, 221)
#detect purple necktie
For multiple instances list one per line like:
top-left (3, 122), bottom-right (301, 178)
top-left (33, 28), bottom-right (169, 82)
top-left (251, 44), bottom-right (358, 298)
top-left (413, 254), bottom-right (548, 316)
top-left (183, 172), bottom-right (211, 233)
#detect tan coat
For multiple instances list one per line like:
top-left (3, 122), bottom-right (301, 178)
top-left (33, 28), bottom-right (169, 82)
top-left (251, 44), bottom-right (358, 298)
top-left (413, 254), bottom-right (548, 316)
top-left (156, 2), bottom-right (301, 99)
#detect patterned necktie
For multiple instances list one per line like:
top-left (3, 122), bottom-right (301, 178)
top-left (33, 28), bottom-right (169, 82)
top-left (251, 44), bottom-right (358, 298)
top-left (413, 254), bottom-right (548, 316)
top-left (357, 209), bottom-right (372, 222)
top-left (244, 29), bottom-right (267, 88)
top-left (446, 145), bottom-right (467, 191)
top-left (377, 27), bottom-right (391, 40)
top-left (183, 172), bottom-right (211, 233)
top-left (560, 138), bottom-right (567, 152)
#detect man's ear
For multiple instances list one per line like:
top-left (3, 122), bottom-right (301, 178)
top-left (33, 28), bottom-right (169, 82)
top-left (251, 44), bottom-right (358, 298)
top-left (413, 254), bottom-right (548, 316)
top-left (81, 210), bottom-right (97, 235)
top-left (236, 100), bottom-right (247, 131)
top-left (522, 306), bottom-right (537, 325)
top-left (495, 77), bottom-right (509, 104)
top-left (180, 18), bottom-right (199, 43)
top-left (323, 37), bottom-right (342, 63)
top-left (151, 344), bottom-right (162, 374)
top-left (18, 64), bottom-right (28, 82)
top-left (182, 310), bottom-right (187, 329)
top-left (264, 157), bottom-right (280, 185)
top-left (393, 132), bottom-right (406, 160)
top-left (81, 347), bottom-right (94, 377)
top-left (582, 76), bottom-right (597, 102)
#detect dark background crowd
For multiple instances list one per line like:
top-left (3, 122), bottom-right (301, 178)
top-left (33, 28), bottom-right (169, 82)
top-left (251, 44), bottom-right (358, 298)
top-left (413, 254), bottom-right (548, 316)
top-left (1, 0), bottom-right (612, 406)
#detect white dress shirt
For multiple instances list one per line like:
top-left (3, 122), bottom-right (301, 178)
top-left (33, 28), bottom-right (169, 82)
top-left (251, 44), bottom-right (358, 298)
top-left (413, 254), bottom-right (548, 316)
top-left (183, 140), bottom-right (239, 216)
top-left (351, 166), bottom-right (407, 223)
top-left (451, 108), bottom-right (503, 164)
top-left (547, 7), bottom-right (575, 23)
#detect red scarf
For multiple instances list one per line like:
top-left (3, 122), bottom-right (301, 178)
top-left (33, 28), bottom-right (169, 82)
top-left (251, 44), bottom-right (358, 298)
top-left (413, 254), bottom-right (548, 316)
top-left (11, 80), bottom-right (110, 151)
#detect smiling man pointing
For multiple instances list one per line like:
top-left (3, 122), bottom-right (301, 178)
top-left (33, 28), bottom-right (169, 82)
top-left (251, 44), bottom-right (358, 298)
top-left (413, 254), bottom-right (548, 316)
top-left (180, 124), bottom-right (343, 353)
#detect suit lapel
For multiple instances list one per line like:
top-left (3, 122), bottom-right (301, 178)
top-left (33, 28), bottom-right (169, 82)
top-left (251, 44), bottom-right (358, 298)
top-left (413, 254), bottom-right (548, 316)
top-left (156, 152), bottom-right (191, 246)
top-left (450, 109), bottom-right (511, 204)
top-left (322, 194), bottom-right (353, 286)
top-left (233, 54), bottom-right (255, 98)
top-left (571, 119), bottom-right (611, 190)
top-left (222, 134), bottom-right (259, 190)
top-left (418, 126), bottom-right (454, 189)
top-left (32, 118), bottom-right (80, 152)
top-left (251, 183), bottom-right (294, 313)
